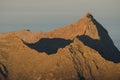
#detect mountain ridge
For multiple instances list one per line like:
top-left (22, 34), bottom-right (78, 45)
top-left (0, 13), bottom-right (120, 80)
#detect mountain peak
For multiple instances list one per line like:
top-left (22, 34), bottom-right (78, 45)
top-left (44, 13), bottom-right (100, 40)
top-left (85, 13), bottom-right (93, 19)
top-left (0, 13), bottom-right (120, 80)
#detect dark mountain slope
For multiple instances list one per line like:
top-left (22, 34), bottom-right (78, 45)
top-left (0, 13), bottom-right (120, 80)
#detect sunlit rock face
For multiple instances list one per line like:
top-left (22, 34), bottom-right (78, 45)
top-left (0, 13), bottom-right (120, 80)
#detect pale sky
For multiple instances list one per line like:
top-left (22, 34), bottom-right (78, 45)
top-left (0, 0), bottom-right (120, 49)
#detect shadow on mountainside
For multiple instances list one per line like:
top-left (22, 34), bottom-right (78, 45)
top-left (77, 35), bottom-right (120, 63)
top-left (77, 16), bottom-right (120, 63)
top-left (24, 38), bottom-right (72, 54)
top-left (23, 15), bottom-right (120, 63)
top-left (0, 63), bottom-right (8, 79)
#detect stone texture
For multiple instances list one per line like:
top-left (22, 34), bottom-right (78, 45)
top-left (0, 13), bottom-right (120, 80)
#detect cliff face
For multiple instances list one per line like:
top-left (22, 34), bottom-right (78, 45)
top-left (0, 13), bottom-right (120, 80)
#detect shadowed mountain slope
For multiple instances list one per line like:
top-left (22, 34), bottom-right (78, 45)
top-left (0, 13), bottom-right (120, 80)
top-left (24, 13), bottom-right (120, 62)
top-left (76, 14), bottom-right (120, 63)
top-left (24, 38), bottom-right (72, 54)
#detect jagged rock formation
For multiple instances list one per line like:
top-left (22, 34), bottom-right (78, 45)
top-left (0, 13), bottom-right (120, 80)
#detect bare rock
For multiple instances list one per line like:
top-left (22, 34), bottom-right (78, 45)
top-left (0, 13), bottom-right (120, 80)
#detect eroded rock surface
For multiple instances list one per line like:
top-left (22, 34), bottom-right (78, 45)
top-left (0, 13), bottom-right (120, 80)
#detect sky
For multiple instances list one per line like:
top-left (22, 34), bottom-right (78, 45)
top-left (0, 0), bottom-right (120, 50)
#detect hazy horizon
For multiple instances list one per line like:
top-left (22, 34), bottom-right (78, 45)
top-left (0, 0), bottom-right (120, 50)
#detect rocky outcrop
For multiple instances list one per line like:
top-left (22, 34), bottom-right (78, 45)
top-left (43, 13), bottom-right (100, 40)
top-left (0, 13), bottom-right (120, 80)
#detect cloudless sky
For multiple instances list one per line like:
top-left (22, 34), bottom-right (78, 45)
top-left (0, 0), bottom-right (120, 49)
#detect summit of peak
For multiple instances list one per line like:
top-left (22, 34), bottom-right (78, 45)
top-left (45, 13), bottom-right (101, 39)
top-left (85, 13), bottom-right (93, 19)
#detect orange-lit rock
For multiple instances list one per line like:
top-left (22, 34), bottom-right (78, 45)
top-left (0, 13), bottom-right (120, 80)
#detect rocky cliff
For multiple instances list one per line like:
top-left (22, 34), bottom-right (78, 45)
top-left (0, 13), bottom-right (120, 80)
